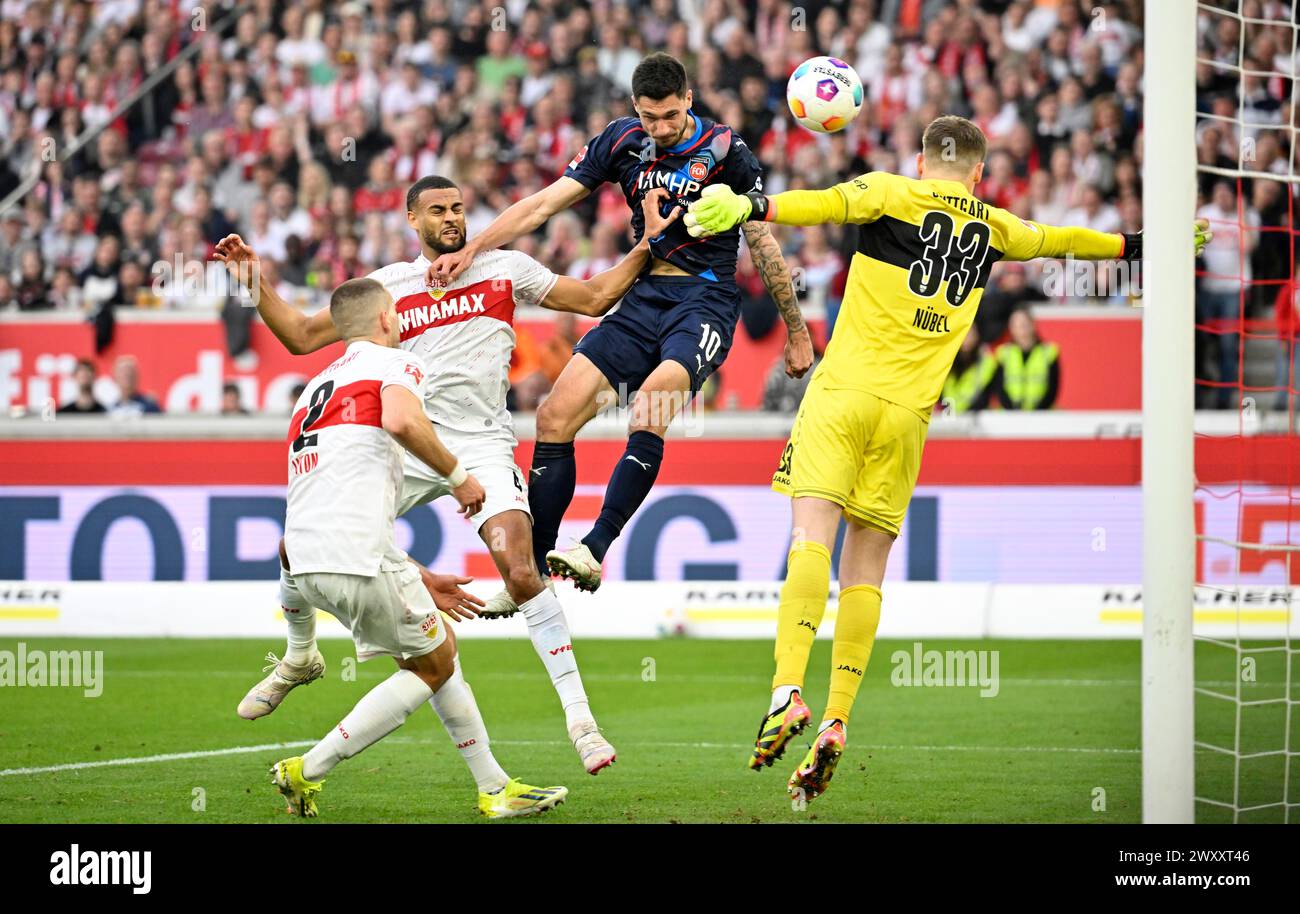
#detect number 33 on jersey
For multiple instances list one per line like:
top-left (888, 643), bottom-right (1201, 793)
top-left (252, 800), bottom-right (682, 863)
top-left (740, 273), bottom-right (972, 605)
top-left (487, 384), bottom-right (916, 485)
top-left (816, 171), bottom-right (1067, 418)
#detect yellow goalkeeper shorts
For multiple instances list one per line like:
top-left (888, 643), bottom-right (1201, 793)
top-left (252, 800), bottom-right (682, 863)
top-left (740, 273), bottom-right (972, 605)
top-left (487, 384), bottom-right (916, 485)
top-left (771, 383), bottom-right (928, 537)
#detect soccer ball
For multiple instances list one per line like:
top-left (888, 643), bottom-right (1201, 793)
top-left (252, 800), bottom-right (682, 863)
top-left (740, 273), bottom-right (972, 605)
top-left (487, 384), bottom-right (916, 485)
top-left (785, 56), bottom-right (863, 134)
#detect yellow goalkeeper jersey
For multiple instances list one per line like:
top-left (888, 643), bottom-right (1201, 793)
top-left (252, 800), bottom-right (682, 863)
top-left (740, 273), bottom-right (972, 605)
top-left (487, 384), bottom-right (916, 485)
top-left (776, 172), bottom-right (1122, 418)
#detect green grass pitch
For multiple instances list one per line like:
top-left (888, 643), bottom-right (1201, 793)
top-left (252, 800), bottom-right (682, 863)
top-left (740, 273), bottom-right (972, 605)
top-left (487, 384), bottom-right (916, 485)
top-left (0, 636), bottom-right (1292, 823)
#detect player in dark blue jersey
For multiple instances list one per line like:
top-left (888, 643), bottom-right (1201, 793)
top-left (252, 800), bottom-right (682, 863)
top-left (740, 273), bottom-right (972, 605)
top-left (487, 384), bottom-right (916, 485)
top-left (428, 53), bottom-right (812, 611)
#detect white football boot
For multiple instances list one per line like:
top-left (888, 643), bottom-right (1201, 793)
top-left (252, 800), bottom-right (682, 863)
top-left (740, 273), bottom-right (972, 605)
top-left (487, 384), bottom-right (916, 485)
top-left (478, 578), bottom-right (557, 620)
top-left (545, 541), bottom-right (603, 593)
top-left (569, 720), bottom-right (616, 775)
top-left (237, 650), bottom-right (325, 720)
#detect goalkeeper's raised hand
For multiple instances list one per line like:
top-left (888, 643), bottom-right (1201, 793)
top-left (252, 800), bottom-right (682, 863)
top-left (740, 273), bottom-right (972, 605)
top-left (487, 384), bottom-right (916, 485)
top-left (1193, 217), bottom-right (1212, 255)
top-left (1120, 218), bottom-right (1213, 261)
top-left (685, 184), bottom-right (755, 238)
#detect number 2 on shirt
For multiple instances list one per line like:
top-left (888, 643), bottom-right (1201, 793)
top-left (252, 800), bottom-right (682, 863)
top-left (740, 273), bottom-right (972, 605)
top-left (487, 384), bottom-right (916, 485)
top-left (292, 380), bottom-right (335, 453)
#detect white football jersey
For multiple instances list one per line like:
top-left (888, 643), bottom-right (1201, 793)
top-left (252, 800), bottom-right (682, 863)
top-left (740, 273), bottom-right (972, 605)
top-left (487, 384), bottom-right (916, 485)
top-left (366, 249), bottom-right (558, 458)
top-left (284, 340), bottom-right (428, 576)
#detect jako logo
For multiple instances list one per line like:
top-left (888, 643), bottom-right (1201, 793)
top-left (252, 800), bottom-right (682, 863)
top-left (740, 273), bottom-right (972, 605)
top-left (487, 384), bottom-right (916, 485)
top-left (338, 724), bottom-right (350, 739)
top-left (50, 845), bottom-right (151, 894)
top-left (456, 738), bottom-right (476, 749)
top-left (549, 645), bottom-right (572, 655)
top-left (835, 664), bottom-right (863, 676)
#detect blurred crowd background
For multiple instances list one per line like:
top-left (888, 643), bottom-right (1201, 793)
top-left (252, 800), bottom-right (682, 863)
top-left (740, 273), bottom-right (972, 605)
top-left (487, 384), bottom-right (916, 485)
top-left (0, 0), bottom-right (1292, 414)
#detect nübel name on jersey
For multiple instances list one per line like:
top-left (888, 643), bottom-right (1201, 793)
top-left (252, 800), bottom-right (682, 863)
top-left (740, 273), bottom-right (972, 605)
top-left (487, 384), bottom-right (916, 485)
top-left (913, 306), bottom-right (951, 333)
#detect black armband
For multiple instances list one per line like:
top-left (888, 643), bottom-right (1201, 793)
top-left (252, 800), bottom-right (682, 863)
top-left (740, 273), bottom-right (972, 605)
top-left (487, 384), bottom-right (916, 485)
top-left (745, 191), bottom-right (772, 222)
top-left (1121, 232), bottom-right (1142, 261)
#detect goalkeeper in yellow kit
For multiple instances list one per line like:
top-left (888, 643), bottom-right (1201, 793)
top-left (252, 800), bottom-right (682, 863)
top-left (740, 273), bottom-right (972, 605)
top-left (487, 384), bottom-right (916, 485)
top-left (685, 115), bottom-right (1210, 803)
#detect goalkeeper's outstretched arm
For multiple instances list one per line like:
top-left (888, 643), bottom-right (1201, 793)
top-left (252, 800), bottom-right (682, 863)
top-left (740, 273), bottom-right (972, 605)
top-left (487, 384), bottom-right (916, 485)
top-left (1002, 220), bottom-right (1128, 263)
top-left (685, 181), bottom-right (1137, 258)
top-left (685, 180), bottom-right (1212, 259)
top-left (1000, 215), bottom-right (1211, 263)
top-left (689, 180), bottom-right (1135, 257)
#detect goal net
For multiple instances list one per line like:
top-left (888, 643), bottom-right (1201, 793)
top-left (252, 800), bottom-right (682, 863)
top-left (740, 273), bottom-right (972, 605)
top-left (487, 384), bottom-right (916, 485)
top-left (1159, 0), bottom-right (1300, 824)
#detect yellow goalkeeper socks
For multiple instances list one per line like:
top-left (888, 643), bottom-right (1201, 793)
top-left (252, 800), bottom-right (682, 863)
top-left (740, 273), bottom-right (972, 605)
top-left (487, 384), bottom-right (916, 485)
top-left (824, 584), bottom-right (882, 725)
top-left (772, 540), bottom-right (832, 691)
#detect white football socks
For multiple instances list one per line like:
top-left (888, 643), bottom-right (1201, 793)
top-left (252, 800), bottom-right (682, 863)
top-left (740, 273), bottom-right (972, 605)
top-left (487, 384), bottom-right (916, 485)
top-left (302, 669), bottom-right (433, 782)
top-left (426, 656), bottom-right (510, 794)
top-left (770, 685), bottom-right (799, 714)
top-left (279, 566), bottom-right (317, 664)
top-left (518, 587), bottom-right (592, 729)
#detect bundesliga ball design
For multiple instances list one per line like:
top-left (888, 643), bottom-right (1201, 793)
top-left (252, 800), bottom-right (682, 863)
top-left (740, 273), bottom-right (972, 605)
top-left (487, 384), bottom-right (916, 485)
top-left (786, 56), bottom-right (863, 134)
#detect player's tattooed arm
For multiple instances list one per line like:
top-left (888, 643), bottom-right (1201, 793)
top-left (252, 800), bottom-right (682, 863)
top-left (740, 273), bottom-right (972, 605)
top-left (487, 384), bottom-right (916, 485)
top-left (213, 234), bottom-right (339, 354)
top-left (742, 222), bottom-right (814, 378)
top-left (742, 222), bottom-right (801, 328)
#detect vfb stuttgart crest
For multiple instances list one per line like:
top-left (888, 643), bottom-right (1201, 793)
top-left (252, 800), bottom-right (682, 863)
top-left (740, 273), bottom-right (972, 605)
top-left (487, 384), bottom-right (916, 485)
top-left (688, 157), bottom-right (709, 181)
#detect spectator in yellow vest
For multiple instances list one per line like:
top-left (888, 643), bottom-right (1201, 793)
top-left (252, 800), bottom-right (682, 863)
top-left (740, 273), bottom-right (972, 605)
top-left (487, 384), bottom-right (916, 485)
top-left (941, 324), bottom-right (997, 414)
top-left (995, 309), bottom-right (1060, 410)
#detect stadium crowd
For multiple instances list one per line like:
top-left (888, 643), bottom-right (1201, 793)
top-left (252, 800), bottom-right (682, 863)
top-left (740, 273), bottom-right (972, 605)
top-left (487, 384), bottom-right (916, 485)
top-left (0, 0), bottom-right (1276, 413)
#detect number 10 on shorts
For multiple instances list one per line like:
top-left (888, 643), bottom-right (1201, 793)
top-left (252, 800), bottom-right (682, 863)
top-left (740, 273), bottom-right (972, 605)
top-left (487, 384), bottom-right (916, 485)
top-left (698, 322), bottom-right (722, 361)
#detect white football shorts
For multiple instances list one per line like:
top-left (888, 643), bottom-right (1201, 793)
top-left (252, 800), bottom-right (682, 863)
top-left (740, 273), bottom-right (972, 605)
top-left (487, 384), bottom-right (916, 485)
top-left (294, 547), bottom-right (446, 661)
top-left (397, 447), bottom-right (530, 530)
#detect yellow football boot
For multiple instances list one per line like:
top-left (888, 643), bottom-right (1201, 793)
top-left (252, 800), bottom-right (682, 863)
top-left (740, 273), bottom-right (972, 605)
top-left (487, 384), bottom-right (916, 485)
top-left (749, 690), bottom-right (812, 770)
top-left (271, 756), bottom-right (323, 818)
top-left (787, 720), bottom-right (846, 803)
top-left (477, 778), bottom-right (568, 819)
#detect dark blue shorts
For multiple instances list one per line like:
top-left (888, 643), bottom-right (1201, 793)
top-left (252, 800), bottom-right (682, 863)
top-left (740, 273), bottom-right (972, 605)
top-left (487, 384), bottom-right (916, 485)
top-left (573, 275), bottom-right (741, 395)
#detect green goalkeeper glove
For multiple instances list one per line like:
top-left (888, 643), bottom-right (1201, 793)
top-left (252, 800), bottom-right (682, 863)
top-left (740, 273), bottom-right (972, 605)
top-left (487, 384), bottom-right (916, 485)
top-left (1120, 220), bottom-right (1213, 261)
top-left (1193, 218), bottom-right (1212, 256)
top-left (1123, 221), bottom-right (1211, 262)
top-left (685, 184), bottom-right (757, 237)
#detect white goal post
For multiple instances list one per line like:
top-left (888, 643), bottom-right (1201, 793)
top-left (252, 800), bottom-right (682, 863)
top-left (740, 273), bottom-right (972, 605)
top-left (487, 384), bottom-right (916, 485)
top-left (1141, 0), bottom-right (1197, 823)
